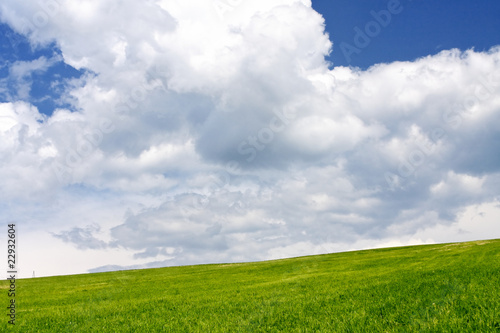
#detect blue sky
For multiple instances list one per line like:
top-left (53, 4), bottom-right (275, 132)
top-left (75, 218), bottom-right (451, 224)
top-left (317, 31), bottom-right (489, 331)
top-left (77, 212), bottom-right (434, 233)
top-left (313, 0), bottom-right (500, 68)
top-left (0, 23), bottom-right (82, 116)
top-left (0, 0), bottom-right (499, 278)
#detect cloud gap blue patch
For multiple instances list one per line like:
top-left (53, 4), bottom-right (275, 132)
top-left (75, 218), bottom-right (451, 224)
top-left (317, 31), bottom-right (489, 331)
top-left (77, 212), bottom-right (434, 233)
top-left (0, 22), bottom-right (84, 116)
top-left (312, 0), bottom-right (500, 69)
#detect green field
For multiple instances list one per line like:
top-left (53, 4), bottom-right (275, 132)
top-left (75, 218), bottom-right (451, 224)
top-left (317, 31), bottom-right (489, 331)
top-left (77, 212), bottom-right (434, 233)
top-left (2, 239), bottom-right (499, 332)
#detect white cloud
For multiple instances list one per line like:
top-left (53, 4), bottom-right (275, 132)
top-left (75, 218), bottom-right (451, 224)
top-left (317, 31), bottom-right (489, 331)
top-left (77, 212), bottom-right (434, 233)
top-left (0, 0), bottom-right (499, 277)
top-left (431, 172), bottom-right (485, 196)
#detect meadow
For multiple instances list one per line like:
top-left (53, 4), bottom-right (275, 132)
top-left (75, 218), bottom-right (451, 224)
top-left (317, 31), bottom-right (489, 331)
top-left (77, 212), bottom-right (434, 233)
top-left (1, 239), bottom-right (499, 332)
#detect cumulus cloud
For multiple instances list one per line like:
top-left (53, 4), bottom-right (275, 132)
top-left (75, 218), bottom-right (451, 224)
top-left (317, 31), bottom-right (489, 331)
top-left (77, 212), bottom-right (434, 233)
top-left (0, 0), bottom-right (499, 276)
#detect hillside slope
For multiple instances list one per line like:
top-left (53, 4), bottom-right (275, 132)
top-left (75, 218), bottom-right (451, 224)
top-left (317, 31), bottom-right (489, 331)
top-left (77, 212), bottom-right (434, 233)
top-left (2, 239), bottom-right (499, 332)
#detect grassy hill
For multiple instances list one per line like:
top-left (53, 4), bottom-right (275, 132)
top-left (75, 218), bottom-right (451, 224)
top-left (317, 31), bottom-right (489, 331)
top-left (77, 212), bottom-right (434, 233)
top-left (2, 239), bottom-right (499, 332)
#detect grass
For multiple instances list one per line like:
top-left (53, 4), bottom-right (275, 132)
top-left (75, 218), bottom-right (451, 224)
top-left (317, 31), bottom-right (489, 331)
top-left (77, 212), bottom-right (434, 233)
top-left (1, 239), bottom-right (499, 332)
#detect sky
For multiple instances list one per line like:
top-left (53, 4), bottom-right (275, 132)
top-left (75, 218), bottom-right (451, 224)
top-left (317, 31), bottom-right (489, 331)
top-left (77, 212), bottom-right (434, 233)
top-left (0, 0), bottom-right (499, 278)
